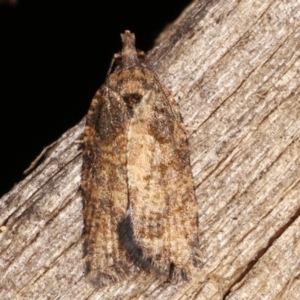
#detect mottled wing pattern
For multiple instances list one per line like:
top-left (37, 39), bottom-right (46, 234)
top-left (82, 85), bottom-right (133, 286)
top-left (118, 69), bottom-right (199, 280)
top-left (82, 30), bottom-right (199, 287)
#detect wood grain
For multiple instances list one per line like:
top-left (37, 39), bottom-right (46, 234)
top-left (1, 0), bottom-right (300, 299)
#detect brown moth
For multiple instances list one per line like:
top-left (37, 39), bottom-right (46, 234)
top-left (82, 30), bottom-right (199, 287)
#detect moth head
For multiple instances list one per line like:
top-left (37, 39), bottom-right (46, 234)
top-left (111, 31), bottom-right (146, 71)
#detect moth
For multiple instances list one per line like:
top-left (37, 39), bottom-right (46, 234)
top-left (82, 30), bottom-right (199, 287)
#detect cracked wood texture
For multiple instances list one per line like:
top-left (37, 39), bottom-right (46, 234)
top-left (1, 0), bottom-right (300, 299)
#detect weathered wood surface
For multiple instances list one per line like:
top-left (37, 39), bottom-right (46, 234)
top-left (1, 0), bottom-right (300, 299)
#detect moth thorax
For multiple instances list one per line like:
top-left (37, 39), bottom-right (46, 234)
top-left (123, 92), bottom-right (142, 108)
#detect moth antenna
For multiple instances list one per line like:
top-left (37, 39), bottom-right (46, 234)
top-left (151, 69), bottom-right (187, 135)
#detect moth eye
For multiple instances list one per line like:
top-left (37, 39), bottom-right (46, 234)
top-left (123, 93), bottom-right (142, 108)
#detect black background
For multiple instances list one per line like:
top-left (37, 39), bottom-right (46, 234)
top-left (0, 0), bottom-right (191, 197)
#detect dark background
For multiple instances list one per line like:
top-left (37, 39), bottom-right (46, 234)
top-left (0, 0), bottom-right (191, 197)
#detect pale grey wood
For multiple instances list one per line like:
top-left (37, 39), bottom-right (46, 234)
top-left (1, 0), bottom-right (300, 299)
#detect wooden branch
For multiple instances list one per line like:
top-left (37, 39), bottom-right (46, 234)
top-left (1, 0), bottom-right (300, 299)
